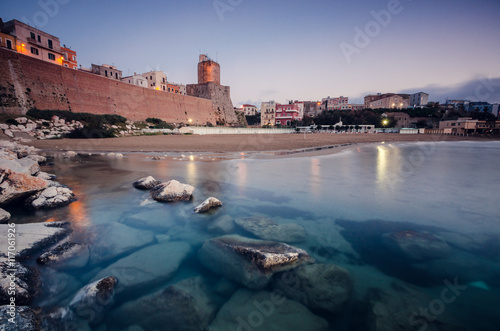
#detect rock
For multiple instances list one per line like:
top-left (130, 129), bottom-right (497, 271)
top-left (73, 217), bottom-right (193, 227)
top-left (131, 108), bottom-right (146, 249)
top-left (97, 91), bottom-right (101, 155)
top-left (235, 217), bottom-right (307, 243)
top-left (207, 215), bottom-right (235, 234)
top-left (0, 222), bottom-right (71, 260)
top-left (0, 208), bottom-right (10, 224)
top-left (88, 222), bottom-right (155, 264)
top-left (36, 171), bottom-right (56, 180)
top-left (351, 282), bottom-right (466, 331)
top-left (273, 263), bottom-right (353, 313)
top-left (27, 154), bottom-right (47, 164)
top-left (0, 169), bottom-right (49, 205)
top-left (0, 157), bottom-right (39, 176)
top-left (15, 117), bottom-right (28, 124)
top-left (0, 256), bottom-right (40, 305)
top-left (207, 289), bottom-right (329, 331)
top-left (198, 235), bottom-right (314, 289)
top-left (151, 180), bottom-right (194, 202)
top-left (37, 242), bottom-right (89, 268)
top-left (133, 176), bottom-right (160, 190)
top-left (36, 268), bottom-right (83, 308)
top-left (115, 153), bottom-right (124, 158)
top-left (92, 241), bottom-right (191, 292)
top-left (194, 197), bottom-right (222, 213)
top-left (63, 151), bottom-right (77, 158)
top-left (25, 185), bottom-right (75, 209)
top-left (0, 306), bottom-right (41, 331)
top-left (16, 157), bottom-right (40, 175)
top-left (41, 307), bottom-right (91, 331)
top-left (111, 276), bottom-right (222, 330)
top-left (382, 230), bottom-right (452, 261)
top-left (107, 153), bottom-right (116, 157)
top-left (68, 277), bottom-right (118, 324)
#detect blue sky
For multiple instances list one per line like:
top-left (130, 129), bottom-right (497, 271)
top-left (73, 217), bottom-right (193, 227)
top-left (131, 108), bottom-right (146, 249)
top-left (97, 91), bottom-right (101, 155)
top-left (2, 0), bottom-right (500, 106)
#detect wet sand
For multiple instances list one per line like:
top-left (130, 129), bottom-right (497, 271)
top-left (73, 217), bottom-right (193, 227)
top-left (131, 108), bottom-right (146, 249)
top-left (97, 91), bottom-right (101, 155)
top-left (27, 133), bottom-right (498, 154)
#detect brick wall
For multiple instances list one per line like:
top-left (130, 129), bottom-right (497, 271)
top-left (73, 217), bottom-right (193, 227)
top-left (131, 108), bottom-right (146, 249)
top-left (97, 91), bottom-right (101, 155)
top-left (0, 48), bottom-right (216, 125)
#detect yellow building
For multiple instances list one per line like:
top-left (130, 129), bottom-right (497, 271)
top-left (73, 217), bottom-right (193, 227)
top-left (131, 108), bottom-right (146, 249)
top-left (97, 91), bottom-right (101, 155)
top-left (0, 31), bottom-right (16, 51)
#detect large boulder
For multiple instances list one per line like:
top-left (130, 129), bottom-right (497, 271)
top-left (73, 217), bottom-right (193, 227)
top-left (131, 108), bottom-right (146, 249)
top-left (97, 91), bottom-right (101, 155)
top-left (88, 222), bottom-right (155, 264)
top-left (207, 289), bottom-right (329, 331)
top-left (0, 256), bottom-right (40, 306)
top-left (0, 156), bottom-right (39, 176)
top-left (16, 157), bottom-right (40, 176)
top-left (0, 208), bottom-right (10, 224)
top-left (25, 185), bottom-right (75, 209)
top-left (0, 306), bottom-right (41, 331)
top-left (92, 241), bottom-right (191, 292)
top-left (133, 176), bottom-right (160, 190)
top-left (273, 263), bottom-right (353, 313)
top-left (37, 242), bottom-right (89, 269)
top-left (0, 222), bottom-right (71, 260)
top-left (151, 180), bottom-right (194, 202)
top-left (382, 230), bottom-right (452, 261)
top-left (198, 235), bottom-right (314, 289)
top-left (235, 217), bottom-right (307, 243)
top-left (68, 277), bottom-right (118, 324)
top-left (194, 197), bottom-right (222, 213)
top-left (0, 169), bottom-right (49, 205)
top-left (111, 276), bottom-right (222, 330)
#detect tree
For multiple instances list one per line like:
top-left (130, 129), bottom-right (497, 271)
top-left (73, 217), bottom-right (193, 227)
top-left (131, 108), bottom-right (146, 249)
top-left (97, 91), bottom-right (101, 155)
top-left (317, 125), bottom-right (322, 130)
top-left (328, 125), bottom-right (334, 131)
top-left (355, 125), bottom-right (361, 131)
top-left (335, 125), bottom-right (341, 132)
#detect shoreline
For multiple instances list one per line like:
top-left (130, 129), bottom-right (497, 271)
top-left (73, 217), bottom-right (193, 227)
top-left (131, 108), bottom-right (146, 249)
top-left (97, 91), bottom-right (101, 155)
top-left (24, 133), bottom-right (500, 158)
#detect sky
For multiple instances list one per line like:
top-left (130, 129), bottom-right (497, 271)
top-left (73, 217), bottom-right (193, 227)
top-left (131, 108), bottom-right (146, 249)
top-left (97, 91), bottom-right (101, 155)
top-left (1, 0), bottom-right (500, 107)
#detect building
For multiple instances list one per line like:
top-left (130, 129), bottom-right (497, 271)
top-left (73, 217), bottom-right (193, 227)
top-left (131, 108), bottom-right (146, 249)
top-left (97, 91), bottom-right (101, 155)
top-left (301, 101), bottom-right (322, 117)
top-left (121, 74), bottom-right (148, 88)
top-left (492, 103), bottom-right (499, 117)
top-left (410, 92), bottom-right (429, 107)
top-left (2, 19), bottom-right (63, 65)
top-left (241, 104), bottom-right (257, 116)
top-left (382, 112), bottom-right (410, 128)
top-left (198, 54), bottom-right (220, 85)
top-left (92, 64), bottom-right (122, 80)
top-left (178, 84), bottom-right (186, 95)
top-left (0, 31), bottom-right (16, 51)
top-left (275, 103), bottom-right (302, 126)
top-left (367, 93), bottom-right (409, 109)
top-left (464, 101), bottom-right (492, 113)
top-left (439, 118), bottom-right (478, 133)
top-left (142, 71), bottom-right (167, 91)
top-left (61, 46), bottom-right (77, 69)
top-left (322, 96), bottom-right (349, 111)
top-left (261, 101), bottom-right (276, 126)
top-left (167, 83), bottom-right (180, 94)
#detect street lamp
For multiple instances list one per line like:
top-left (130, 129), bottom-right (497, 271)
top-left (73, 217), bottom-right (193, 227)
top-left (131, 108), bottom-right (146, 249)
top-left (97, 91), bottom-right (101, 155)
top-left (382, 119), bottom-right (389, 127)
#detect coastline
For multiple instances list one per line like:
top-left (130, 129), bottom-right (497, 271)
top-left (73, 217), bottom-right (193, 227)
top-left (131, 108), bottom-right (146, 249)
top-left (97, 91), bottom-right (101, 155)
top-left (24, 133), bottom-right (500, 158)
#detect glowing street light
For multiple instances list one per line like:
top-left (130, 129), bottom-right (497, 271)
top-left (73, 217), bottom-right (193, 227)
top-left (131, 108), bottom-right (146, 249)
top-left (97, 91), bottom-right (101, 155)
top-left (382, 119), bottom-right (389, 126)
top-left (188, 118), bottom-right (193, 123)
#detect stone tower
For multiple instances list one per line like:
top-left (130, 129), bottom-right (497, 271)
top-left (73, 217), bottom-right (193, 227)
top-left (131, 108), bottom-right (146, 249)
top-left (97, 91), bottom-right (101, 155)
top-left (198, 54), bottom-right (220, 85)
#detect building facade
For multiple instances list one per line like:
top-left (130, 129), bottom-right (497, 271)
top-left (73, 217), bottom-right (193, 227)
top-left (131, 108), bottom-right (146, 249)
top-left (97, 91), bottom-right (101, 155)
top-left (367, 93), bottom-right (409, 109)
top-left (410, 92), bottom-right (429, 107)
top-left (92, 64), bottom-right (122, 80)
top-left (261, 101), bottom-right (276, 126)
top-left (242, 104), bottom-right (257, 116)
top-left (121, 74), bottom-right (148, 88)
top-left (167, 83), bottom-right (180, 94)
top-left (2, 19), bottom-right (63, 65)
top-left (0, 32), bottom-right (16, 51)
top-left (464, 102), bottom-right (492, 113)
top-left (61, 46), bottom-right (77, 69)
top-left (382, 112), bottom-right (410, 128)
top-left (142, 71), bottom-right (167, 91)
top-left (198, 54), bottom-right (220, 85)
top-left (322, 96), bottom-right (349, 110)
top-left (275, 103), bottom-right (302, 126)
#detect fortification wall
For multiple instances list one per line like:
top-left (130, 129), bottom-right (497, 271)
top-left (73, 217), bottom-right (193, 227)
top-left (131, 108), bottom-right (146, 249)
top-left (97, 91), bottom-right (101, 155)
top-left (0, 48), bottom-right (216, 125)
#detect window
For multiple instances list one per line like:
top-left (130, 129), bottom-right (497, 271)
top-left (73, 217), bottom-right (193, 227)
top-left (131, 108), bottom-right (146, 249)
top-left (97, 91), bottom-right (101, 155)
top-left (72, 55), bottom-right (76, 61)
top-left (48, 39), bottom-right (53, 49)
top-left (115, 73), bottom-right (118, 79)
top-left (6, 39), bottom-right (12, 50)
top-left (105, 70), bottom-right (108, 76)
top-left (30, 32), bottom-right (35, 39)
top-left (64, 64), bottom-right (68, 67)
top-left (48, 53), bottom-right (55, 60)
top-left (150, 76), bottom-right (152, 80)
top-left (37, 35), bottom-right (41, 43)
top-left (30, 47), bottom-right (39, 55)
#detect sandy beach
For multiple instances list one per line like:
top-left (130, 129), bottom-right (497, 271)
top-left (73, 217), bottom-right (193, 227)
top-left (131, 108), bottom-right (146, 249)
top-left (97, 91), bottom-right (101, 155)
top-left (26, 133), bottom-right (499, 154)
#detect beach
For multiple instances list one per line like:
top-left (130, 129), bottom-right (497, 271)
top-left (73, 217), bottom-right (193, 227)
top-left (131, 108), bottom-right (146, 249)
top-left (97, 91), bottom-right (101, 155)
top-left (26, 133), bottom-right (498, 154)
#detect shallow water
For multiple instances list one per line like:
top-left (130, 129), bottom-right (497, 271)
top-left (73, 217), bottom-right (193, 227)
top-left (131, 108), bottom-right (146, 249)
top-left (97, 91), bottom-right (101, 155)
top-left (16, 141), bottom-right (500, 330)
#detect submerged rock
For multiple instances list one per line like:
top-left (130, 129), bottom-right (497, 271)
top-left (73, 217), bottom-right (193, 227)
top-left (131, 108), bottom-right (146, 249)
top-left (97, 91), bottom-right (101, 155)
top-left (382, 230), bottom-right (451, 261)
top-left (207, 215), bottom-right (235, 234)
top-left (194, 197), bottom-right (222, 213)
top-left (273, 263), bottom-right (353, 313)
top-left (25, 185), bottom-right (75, 209)
top-left (0, 305), bottom-right (41, 331)
top-left (235, 217), bottom-right (307, 243)
top-left (207, 289), bottom-right (329, 331)
top-left (151, 180), bottom-right (194, 202)
top-left (0, 222), bottom-right (71, 260)
top-left (68, 277), bottom-right (118, 324)
top-left (0, 256), bottom-right (40, 306)
top-left (0, 208), bottom-right (10, 224)
top-left (88, 222), bottom-right (155, 264)
top-left (63, 151), bottom-right (77, 158)
top-left (0, 169), bottom-right (49, 205)
top-left (92, 241), bottom-right (191, 292)
top-left (133, 176), bottom-right (160, 190)
top-left (37, 242), bottom-right (89, 268)
top-left (111, 276), bottom-right (222, 330)
top-left (198, 235), bottom-right (314, 289)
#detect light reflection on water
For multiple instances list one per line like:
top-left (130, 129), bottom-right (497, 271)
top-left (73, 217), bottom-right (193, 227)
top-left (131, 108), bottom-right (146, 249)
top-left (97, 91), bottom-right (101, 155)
top-left (19, 141), bottom-right (500, 330)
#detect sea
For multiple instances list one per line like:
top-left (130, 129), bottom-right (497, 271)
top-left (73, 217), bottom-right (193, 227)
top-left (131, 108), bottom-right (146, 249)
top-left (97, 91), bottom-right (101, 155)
top-left (12, 140), bottom-right (500, 330)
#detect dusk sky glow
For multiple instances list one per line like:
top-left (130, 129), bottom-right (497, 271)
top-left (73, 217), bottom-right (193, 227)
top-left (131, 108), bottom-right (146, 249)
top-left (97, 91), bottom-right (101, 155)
top-left (2, 0), bottom-right (500, 106)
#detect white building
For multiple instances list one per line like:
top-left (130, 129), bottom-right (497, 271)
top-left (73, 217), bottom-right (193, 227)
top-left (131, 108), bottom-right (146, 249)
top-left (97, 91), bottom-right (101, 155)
top-left (142, 71), bottom-right (167, 91)
top-left (261, 101), bottom-right (276, 126)
top-left (411, 92), bottom-right (429, 107)
top-left (121, 74), bottom-right (148, 88)
top-left (242, 104), bottom-right (257, 116)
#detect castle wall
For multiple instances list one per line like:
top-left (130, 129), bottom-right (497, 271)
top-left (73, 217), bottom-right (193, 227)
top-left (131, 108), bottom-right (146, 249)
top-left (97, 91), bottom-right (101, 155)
top-left (0, 48), bottom-right (216, 125)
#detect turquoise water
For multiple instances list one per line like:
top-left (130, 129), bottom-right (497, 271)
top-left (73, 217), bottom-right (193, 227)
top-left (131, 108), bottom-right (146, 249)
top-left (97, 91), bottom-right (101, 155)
top-left (18, 141), bottom-right (500, 330)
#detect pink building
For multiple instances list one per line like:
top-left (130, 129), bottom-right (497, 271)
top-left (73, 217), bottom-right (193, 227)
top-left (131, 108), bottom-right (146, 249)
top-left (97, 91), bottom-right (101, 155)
top-left (275, 103), bottom-right (302, 126)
